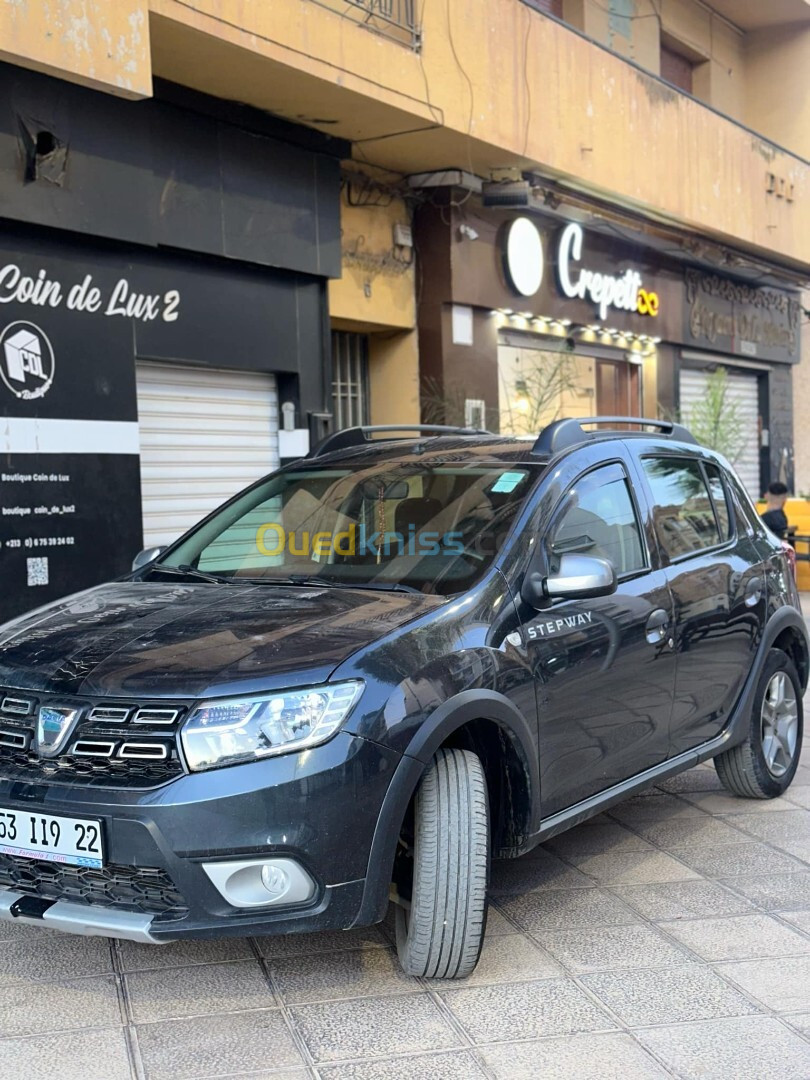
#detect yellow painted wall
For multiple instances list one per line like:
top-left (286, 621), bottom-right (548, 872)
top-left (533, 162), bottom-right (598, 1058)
top-left (328, 167), bottom-right (415, 331)
top-left (745, 25), bottom-right (810, 160)
top-left (144, 0), bottom-right (809, 273)
top-left (0, 0), bottom-right (151, 98)
top-left (564, 0), bottom-right (745, 118)
top-left (367, 331), bottom-right (420, 425)
top-left (3, 0), bottom-right (808, 273)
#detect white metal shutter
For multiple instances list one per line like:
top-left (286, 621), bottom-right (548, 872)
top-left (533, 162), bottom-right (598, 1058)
top-left (680, 367), bottom-right (761, 498)
top-left (137, 362), bottom-right (279, 548)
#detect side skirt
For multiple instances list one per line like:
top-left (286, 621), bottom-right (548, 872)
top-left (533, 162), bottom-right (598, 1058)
top-left (533, 726), bottom-right (741, 844)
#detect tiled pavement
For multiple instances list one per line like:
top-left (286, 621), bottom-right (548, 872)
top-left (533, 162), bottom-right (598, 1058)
top-left (1, 763), bottom-right (809, 1079)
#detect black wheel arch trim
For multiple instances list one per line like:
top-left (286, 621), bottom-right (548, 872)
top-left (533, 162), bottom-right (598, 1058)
top-left (352, 690), bottom-right (540, 927)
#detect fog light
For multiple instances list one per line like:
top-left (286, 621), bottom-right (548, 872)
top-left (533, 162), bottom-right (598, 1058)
top-left (202, 857), bottom-right (316, 909)
top-left (261, 863), bottom-right (289, 898)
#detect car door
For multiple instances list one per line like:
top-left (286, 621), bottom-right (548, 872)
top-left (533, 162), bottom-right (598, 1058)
top-left (637, 452), bottom-right (763, 754)
top-left (515, 455), bottom-right (677, 817)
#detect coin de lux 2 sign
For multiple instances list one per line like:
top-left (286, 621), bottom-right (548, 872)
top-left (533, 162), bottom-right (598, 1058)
top-left (504, 217), bottom-right (660, 318)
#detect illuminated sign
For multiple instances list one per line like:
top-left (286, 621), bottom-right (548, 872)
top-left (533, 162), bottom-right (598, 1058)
top-left (503, 217), bottom-right (545, 297)
top-left (557, 223), bottom-right (659, 318)
top-left (503, 218), bottom-right (660, 318)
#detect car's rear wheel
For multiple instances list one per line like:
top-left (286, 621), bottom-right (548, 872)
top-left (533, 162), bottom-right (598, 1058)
top-left (714, 648), bottom-right (803, 798)
top-left (395, 747), bottom-right (489, 979)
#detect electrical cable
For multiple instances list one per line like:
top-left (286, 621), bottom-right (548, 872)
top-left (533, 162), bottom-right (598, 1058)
top-left (444, 0), bottom-right (477, 178)
top-left (522, 6), bottom-right (533, 158)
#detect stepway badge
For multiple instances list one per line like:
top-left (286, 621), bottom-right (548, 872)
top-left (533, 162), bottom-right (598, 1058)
top-left (526, 611), bottom-right (594, 640)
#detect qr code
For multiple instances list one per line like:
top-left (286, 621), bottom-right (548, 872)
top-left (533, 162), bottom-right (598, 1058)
top-left (27, 557), bottom-right (49, 587)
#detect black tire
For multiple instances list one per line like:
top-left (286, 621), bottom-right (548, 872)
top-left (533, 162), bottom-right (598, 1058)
top-left (714, 648), bottom-right (803, 798)
top-left (395, 747), bottom-right (489, 979)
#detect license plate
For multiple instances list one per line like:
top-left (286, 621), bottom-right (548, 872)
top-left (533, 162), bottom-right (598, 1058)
top-left (0, 807), bottom-right (104, 868)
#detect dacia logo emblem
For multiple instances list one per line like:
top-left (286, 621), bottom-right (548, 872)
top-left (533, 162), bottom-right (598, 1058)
top-left (35, 706), bottom-right (79, 758)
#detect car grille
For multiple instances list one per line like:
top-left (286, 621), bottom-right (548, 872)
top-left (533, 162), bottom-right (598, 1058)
top-left (0, 689), bottom-right (188, 788)
top-left (0, 854), bottom-right (188, 918)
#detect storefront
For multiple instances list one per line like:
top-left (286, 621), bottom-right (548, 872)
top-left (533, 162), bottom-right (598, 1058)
top-left (680, 269), bottom-right (800, 496)
top-left (413, 192), bottom-right (800, 497)
top-left (0, 65), bottom-right (345, 621)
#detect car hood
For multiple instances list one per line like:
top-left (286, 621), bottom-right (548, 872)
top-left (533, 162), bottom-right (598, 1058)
top-left (0, 581), bottom-right (444, 699)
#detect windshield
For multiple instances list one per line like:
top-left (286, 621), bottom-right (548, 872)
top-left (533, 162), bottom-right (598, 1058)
top-left (154, 461), bottom-right (538, 596)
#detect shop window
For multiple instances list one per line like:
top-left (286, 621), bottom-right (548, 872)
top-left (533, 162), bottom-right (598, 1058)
top-left (497, 345), bottom-right (596, 437)
top-left (332, 332), bottom-right (370, 430)
top-left (660, 42), bottom-right (695, 95)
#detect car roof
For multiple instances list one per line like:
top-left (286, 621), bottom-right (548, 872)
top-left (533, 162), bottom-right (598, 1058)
top-left (299, 419), bottom-right (709, 471)
top-left (298, 434), bottom-right (546, 469)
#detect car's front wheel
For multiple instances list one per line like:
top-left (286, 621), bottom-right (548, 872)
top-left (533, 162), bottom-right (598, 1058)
top-left (395, 747), bottom-right (489, 979)
top-left (715, 648), bottom-right (803, 798)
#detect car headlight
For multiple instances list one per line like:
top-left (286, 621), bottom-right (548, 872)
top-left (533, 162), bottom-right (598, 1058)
top-left (180, 681), bottom-right (363, 771)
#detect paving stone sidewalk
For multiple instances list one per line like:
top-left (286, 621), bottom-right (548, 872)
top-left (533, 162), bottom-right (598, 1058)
top-left (1, 760), bottom-right (809, 1080)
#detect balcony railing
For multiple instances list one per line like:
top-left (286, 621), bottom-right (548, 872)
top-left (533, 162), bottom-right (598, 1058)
top-left (308, 0), bottom-right (421, 49)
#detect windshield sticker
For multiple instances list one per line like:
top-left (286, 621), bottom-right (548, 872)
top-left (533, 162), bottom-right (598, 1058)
top-left (526, 611), bottom-right (594, 639)
top-left (491, 471), bottom-right (527, 494)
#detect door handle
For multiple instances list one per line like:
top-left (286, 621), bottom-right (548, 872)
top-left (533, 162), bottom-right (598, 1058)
top-left (645, 608), bottom-right (669, 645)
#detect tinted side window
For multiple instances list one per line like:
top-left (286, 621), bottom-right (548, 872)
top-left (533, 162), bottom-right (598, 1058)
top-left (642, 457), bottom-right (720, 558)
top-left (704, 464), bottom-right (731, 540)
top-left (548, 463), bottom-right (645, 576)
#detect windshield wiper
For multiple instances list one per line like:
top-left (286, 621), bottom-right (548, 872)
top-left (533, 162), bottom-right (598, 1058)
top-left (285, 574), bottom-right (422, 595)
top-left (147, 564), bottom-right (237, 585)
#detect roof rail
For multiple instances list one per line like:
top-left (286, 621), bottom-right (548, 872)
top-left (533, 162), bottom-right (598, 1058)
top-left (532, 417), bottom-right (698, 456)
top-left (307, 424), bottom-right (492, 459)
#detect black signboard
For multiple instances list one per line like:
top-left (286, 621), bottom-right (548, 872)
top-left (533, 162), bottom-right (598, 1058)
top-left (0, 241), bottom-right (143, 622)
top-left (0, 230), bottom-right (326, 623)
top-left (684, 269), bottom-right (800, 364)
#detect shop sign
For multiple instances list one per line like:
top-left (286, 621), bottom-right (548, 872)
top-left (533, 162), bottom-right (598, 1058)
top-left (684, 269), bottom-right (800, 364)
top-left (502, 218), bottom-right (660, 319)
top-left (504, 218), bottom-right (545, 297)
top-left (556, 223), bottom-right (659, 319)
top-left (0, 263), bottom-right (181, 323)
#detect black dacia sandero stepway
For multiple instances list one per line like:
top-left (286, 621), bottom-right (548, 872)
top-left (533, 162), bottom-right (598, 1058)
top-left (0, 417), bottom-right (806, 978)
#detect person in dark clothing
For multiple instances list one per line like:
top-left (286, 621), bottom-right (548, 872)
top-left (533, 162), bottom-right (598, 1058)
top-left (760, 481), bottom-right (789, 538)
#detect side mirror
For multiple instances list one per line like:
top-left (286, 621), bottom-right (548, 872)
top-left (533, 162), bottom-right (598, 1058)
top-left (545, 553), bottom-right (616, 600)
top-left (132, 546), bottom-right (166, 572)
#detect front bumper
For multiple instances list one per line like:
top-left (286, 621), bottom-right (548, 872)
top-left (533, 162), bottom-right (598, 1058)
top-left (0, 731), bottom-right (399, 941)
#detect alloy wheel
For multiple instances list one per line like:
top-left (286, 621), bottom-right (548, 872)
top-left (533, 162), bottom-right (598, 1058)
top-left (760, 671), bottom-right (799, 778)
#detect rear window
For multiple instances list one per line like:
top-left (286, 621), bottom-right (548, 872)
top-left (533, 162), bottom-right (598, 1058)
top-left (704, 463), bottom-right (732, 540)
top-left (642, 457), bottom-right (722, 559)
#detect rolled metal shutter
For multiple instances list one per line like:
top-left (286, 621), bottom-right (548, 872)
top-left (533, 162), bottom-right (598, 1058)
top-left (679, 366), bottom-right (761, 498)
top-left (136, 362), bottom-right (279, 548)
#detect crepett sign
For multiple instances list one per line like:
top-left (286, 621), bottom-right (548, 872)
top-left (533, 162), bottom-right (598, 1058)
top-left (503, 217), bottom-right (660, 319)
top-left (557, 223), bottom-right (659, 319)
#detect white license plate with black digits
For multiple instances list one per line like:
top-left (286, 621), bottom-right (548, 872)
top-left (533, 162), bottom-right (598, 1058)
top-left (0, 807), bottom-right (104, 868)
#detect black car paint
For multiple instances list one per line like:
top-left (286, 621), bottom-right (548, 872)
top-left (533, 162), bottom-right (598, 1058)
top-left (0, 582), bottom-right (445, 699)
top-left (0, 433), bottom-right (806, 941)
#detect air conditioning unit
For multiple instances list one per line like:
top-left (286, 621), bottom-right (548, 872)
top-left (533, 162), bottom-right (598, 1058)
top-left (481, 180), bottom-right (531, 207)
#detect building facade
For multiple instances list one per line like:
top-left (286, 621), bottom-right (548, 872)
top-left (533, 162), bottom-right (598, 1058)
top-left (414, 191), bottom-right (801, 498)
top-left (0, 64), bottom-right (344, 620)
top-left (1, 0), bottom-right (809, 616)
